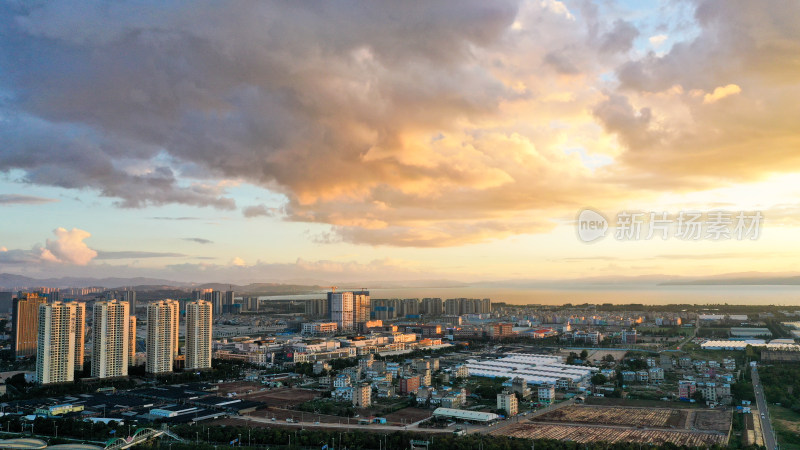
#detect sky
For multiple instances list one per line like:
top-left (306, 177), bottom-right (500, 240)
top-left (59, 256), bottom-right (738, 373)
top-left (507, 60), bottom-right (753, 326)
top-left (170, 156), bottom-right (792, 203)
top-left (1, 0), bottom-right (800, 285)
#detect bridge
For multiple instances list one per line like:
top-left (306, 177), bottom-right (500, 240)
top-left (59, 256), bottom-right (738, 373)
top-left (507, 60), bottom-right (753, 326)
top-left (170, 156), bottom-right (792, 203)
top-left (104, 426), bottom-right (186, 450)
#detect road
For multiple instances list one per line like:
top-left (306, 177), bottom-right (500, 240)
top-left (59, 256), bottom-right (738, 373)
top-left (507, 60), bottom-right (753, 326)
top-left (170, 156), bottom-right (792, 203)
top-left (751, 366), bottom-right (777, 450)
top-left (232, 414), bottom-right (453, 434)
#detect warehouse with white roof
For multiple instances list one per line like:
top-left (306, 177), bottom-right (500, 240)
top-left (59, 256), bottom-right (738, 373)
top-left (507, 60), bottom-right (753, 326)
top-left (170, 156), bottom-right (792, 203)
top-left (466, 353), bottom-right (598, 389)
top-left (433, 408), bottom-right (499, 423)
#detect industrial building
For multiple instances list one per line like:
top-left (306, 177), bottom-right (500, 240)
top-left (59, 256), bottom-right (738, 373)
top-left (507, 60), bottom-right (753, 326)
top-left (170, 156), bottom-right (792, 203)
top-left (432, 407), bottom-right (499, 423)
top-left (465, 353), bottom-right (598, 388)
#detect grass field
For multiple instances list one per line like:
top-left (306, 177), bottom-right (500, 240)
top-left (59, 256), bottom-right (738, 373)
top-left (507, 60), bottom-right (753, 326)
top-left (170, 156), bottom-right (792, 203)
top-left (769, 405), bottom-right (800, 450)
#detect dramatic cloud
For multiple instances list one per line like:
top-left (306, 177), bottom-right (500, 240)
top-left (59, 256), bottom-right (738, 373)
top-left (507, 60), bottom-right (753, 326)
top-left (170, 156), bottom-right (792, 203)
top-left (0, 194), bottom-right (59, 205)
top-left (607, 0), bottom-right (800, 185)
top-left (41, 228), bottom-right (97, 265)
top-left (2, 0), bottom-right (799, 248)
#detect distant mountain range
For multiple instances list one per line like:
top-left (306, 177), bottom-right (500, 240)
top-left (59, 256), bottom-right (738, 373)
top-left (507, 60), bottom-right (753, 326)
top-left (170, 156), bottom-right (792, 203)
top-left (0, 273), bottom-right (190, 289)
top-left (3, 271), bottom-right (800, 293)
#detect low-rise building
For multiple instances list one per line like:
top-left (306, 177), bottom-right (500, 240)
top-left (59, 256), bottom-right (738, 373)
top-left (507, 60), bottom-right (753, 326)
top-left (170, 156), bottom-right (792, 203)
top-left (621, 329), bottom-right (638, 344)
top-left (621, 371), bottom-right (636, 382)
top-left (301, 322), bottom-right (338, 335)
top-left (34, 404), bottom-right (84, 417)
top-left (648, 367), bottom-right (664, 384)
top-left (507, 376), bottom-right (532, 399)
top-left (400, 375), bottom-right (421, 394)
top-left (376, 383), bottom-right (395, 398)
top-left (497, 391), bottom-right (518, 416)
top-left (333, 386), bottom-right (354, 402)
top-left (353, 383), bottom-right (371, 407)
top-left (333, 374), bottom-right (351, 388)
top-left (700, 382), bottom-right (717, 403)
top-left (679, 380), bottom-right (696, 399)
top-left (537, 385), bottom-right (555, 405)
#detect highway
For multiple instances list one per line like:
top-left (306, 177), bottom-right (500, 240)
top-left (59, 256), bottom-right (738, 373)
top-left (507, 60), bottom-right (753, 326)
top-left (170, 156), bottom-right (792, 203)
top-left (751, 365), bottom-right (777, 450)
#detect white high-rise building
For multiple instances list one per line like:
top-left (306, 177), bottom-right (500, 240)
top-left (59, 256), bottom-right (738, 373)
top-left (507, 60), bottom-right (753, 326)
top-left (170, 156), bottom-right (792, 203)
top-left (36, 302), bottom-right (78, 384)
top-left (146, 299), bottom-right (179, 374)
top-left (91, 300), bottom-right (130, 378)
top-left (330, 292), bottom-right (354, 331)
top-left (129, 316), bottom-right (137, 366)
top-left (186, 300), bottom-right (213, 370)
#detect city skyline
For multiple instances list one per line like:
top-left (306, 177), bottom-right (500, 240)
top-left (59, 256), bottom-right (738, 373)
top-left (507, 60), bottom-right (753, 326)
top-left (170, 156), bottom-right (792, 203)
top-left (2, 1), bottom-right (800, 286)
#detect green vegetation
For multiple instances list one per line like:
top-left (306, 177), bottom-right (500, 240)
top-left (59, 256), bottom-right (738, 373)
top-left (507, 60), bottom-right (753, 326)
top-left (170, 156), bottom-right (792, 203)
top-left (636, 327), bottom-right (689, 337)
top-left (768, 405), bottom-right (800, 450)
top-left (758, 365), bottom-right (800, 413)
top-left (294, 398), bottom-right (357, 417)
top-left (730, 368), bottom-right (755, 404)
top-left (465, 376), bottom-right (509, 400)
top-left (590, 373), bottom-right (607, 386)
top-left (729, 411), bottom-right (746, 448)
top-left (764, 319), bottom-right (792, 339)
top-left (696, 327), bottom-right (730, 338)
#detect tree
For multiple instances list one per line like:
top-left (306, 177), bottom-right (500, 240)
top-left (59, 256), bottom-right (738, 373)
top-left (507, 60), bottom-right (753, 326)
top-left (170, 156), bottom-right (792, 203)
top-left (591, 374), bottom-right (607, 386)
top-left (580, 349), bottom-right (589, 359)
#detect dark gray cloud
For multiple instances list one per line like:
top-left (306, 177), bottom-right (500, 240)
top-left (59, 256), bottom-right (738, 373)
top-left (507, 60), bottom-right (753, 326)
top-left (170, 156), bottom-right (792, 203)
top-left (94, 251), bottom-right (186, 259)
top-left (7, 1), bottom-right (795, 247)
top-left (183, 238), bottom-right (213, 244)
top-left (242, 204), bottom-right (276, 218)
top-left (598, 19), bottom-right (639, 54)
top-left (0, 0), bottom-right (533, 245)
top-left (0, 248), bottom-right (42, 264)
top-left (0, 194), bottom-right (59, 205)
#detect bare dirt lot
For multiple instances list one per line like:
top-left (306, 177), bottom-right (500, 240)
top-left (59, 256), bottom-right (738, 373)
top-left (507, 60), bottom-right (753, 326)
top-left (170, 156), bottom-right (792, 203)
top-left (586, 350), bottom-right (628, 362)
top-left (237, 387), bottom-right (320, 407)
top-left (492, 423), bottom-right (728, 446)
top-left (533, 405), bottom-right (685, 428)
top-left (214, 381), bottom-right (264, 395)
top-left (692, 410), bottom-right (732, 433)
top-left (247, 407), bottom-right (352, 424)
top-left (382, 407), bottom-right (433, 424)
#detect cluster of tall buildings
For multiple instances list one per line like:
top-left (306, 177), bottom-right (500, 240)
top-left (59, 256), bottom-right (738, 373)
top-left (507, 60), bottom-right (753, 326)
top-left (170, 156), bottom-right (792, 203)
top-left (104, 289), bottom-right (137, 316)
top-left (444, 298), bottom-right (491, 316)
top-left (312, 293), bottom-right (490, 325)
top-left (327, 290), bottom-right (370, 331)
top-left (11, 292), bottom-right (213, 384)
top-left (191, 289), bottom-right (236, 315)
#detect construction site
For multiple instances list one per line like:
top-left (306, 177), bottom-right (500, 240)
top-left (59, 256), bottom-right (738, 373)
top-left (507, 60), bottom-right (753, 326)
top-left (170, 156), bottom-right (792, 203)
top-left (490, 405), bottom-right (731, 446)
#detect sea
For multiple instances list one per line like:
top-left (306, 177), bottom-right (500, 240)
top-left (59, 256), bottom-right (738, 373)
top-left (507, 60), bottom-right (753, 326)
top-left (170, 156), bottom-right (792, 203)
top-left (259, 284), bottom-right (800, 306)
